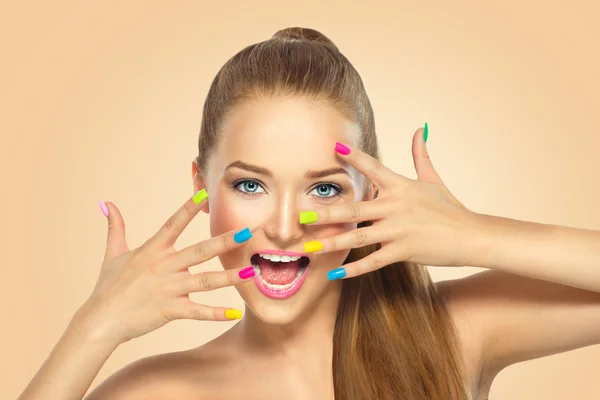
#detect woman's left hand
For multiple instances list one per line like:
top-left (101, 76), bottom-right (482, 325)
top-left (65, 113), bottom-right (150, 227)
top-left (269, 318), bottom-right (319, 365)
top-left (301, 125), bottom-right (486, 279)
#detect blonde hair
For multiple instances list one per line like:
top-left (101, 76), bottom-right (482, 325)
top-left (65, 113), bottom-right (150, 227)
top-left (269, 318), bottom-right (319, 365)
top-left (196, 27), bottom-right (471, 399)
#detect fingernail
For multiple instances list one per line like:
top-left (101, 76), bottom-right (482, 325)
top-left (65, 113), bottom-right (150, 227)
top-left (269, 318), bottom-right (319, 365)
top-left (423, 122), bottom-right (428, 143)
top-left (328, 267), bottom-right (347, 280)
top-left (335, 142), bottom-right (350, 155)
top-left (304, 240), bottom-right (323, 253)
top-left (234, 228), bottom-right (252, 243)
top-left (193, 188), bottom-right (208, 204)
top-left (225, 309), bottom-right (243, 320)
top-left (99, 200), bottom-right (109, 217)
top-left (239, 266), bottom-right (256, 279)
top-left (299, 210), bottom-right (318, 224)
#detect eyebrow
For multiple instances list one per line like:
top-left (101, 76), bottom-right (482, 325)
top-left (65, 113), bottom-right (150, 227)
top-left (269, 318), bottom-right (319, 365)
top-left (225, 160), bottom-right (350, 179)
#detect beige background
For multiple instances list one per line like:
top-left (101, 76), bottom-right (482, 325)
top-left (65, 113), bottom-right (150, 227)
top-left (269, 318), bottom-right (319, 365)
top-left (2, 1), bottom-right (599, 398)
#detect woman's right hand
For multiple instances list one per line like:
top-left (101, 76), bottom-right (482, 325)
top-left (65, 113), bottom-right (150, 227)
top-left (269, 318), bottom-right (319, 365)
top-left (76, 190), bottom-right (255, 346)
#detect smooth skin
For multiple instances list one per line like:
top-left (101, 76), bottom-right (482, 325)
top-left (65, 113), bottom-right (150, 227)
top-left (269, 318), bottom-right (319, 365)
top-left (17, 192), bottom-right (257, 400)
top-left (17, 96), bottom-right (600, 400)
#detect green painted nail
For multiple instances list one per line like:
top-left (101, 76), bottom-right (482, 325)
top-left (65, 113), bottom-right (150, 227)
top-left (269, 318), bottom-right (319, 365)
top-left (192, 189), bottom-right (208, 204)
top-left (299, 210), bottom-right (318, 224)
top-left (423, 122), bottom-right (429, 143)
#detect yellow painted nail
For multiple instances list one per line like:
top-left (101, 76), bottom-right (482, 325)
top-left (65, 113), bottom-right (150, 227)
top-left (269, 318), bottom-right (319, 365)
top-left (304, 240), bottom-right (323, 253)
top-left (225, 309), bottom-right (243, 320)
top-left (192, 189), bottom-right (208, 204)
top-left (299, 210), bottom-right (318, 224)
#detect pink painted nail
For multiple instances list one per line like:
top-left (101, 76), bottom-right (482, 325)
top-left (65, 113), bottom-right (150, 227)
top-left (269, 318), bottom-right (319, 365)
top-left (335, 142), bottom-right (350, 155)
top-left (239, 266), bottom-right (256, 279)
top-left (99, 200), bottom-right (109, 217)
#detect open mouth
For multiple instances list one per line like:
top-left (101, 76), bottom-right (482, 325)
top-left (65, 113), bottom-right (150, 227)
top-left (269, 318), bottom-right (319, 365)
top-left (251, 252), bottom-right (310, 299)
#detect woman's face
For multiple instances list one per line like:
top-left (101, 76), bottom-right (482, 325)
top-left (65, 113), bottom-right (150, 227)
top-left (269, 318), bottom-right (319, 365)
top-left (194, 97), bottom-right (369, 325)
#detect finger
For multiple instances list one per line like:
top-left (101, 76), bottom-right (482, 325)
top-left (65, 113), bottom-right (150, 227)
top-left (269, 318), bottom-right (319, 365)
top-left (299, 199), bottom-right (389, 226)
top-left (334, 142), bottom-right (409, 189)
top-left (411, 124), bottom-right (442, 183)
top-left (150, 189), bottom-right (208, 249)
top-left (168, 297), bottom-right (244, 321)
top-left (180, 266), bottom-right (256, 293)
top-left (171, 226), bottom-right (255, 271)
top-left (304, 225), bottom-right (390, 255)
top-left (102, 201), bottom-right (129, 261)
top-left (327, 247), bottom-right (400, 279)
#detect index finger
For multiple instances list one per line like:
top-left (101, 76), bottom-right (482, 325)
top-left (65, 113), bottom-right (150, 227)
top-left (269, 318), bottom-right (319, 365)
top-left (334, 142), bottom-right (409, 189)
top-left (172, 226), bottom-right (255, 271)
top-left (299, 200), bottom-right (388, 226)
top-left (150, 189), bottom-right (209, 249)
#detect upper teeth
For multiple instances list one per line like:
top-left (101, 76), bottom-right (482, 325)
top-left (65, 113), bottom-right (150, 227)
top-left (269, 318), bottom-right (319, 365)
top-left (259, 254), bottom-right (300, 262)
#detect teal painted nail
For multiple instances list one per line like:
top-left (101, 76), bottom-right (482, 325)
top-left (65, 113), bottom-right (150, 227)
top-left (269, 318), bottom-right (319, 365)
top-left (423, 122), bottom-right (429, 143)
top-left (234, 228), bottom-right (252, 243)
top-left (328, 267), bottom-right (347, 280)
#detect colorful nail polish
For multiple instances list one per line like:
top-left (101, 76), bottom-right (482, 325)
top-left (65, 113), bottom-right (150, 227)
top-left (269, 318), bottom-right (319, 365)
top-left (423, 122), bottom-right (428, 143)
top-left (299, 210), bottom-right (318, 224)
top-left (225, 309), bottom-right (243, 320)
top-left (234, 228), bottom-right (252, 243)
top-left (239, 266), bottom-right (256, 279)
top-left (328, 267), bottom-right (347, 280)
top-left (193, 188), bottom-right (208, 204)
top-left (304, 240), bottom-right (323, 253)
top-left (99, 200), bottom-right (108, 217)
top-left (335, 142), bottom-right (350, 155)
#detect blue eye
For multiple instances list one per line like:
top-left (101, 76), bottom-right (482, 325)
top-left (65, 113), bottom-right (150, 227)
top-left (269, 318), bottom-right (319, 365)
top-left (310, 184), bottom-right (342, 198)
top-left (235, 179), bottom-right (265, 194)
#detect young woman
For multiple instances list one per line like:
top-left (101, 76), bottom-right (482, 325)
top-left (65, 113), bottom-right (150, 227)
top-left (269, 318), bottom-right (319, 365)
top-left (18, 27), bottom-right (600, 400)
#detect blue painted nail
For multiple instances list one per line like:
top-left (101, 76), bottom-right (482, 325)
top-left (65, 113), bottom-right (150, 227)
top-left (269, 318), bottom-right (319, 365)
top-left (328, 267), bottom-right (347, 280)
top-left (234, 228), bottom-right (252, 243)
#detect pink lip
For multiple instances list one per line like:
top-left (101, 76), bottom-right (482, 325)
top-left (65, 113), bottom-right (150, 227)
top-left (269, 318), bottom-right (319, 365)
top-left (251, 250), bottom-right (310, 299)
top-left (253, 268), bottom-right (309, 299)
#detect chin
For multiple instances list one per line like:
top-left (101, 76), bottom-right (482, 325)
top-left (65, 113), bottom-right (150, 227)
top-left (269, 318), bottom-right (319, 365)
top-left (244, 298), bottom-right (308, 325)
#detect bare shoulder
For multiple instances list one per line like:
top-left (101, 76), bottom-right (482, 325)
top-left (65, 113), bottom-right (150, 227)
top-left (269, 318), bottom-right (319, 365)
top-left (436, 274), bottom-right (492, 398)
top-left (84, 346), bottom-right (220, 400)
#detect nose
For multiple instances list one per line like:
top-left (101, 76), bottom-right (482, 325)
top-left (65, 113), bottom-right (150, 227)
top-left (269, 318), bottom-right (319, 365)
top-left (261, 192), bottom-right (304, 247)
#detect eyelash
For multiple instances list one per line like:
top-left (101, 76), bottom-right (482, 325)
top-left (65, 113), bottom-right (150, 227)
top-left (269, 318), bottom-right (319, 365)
top-left (231, 178), bottom-right (346, 200)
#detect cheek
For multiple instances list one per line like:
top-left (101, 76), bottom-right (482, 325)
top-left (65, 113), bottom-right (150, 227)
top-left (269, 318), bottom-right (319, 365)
top-left (209, 187), bottom-right (268, 269)
top-left (313, 221), bottom-right (356, 238)
top-left (209, 189), bottom-right (265, 234)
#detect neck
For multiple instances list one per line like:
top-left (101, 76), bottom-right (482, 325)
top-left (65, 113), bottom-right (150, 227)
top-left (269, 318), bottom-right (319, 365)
top-left (232, 282), bottom-right (342, 365)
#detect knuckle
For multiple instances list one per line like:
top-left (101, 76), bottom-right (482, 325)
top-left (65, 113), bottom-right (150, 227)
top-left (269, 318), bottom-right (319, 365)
top-left (225, 269), bottom-right (237, 285)
top-left (183, 201), bottom-right (196, 216)
top-left (164, 215), bottom-right (177, 232)
top-left (370, 257), bottom-right (383, 270)
top-left (329, 237), bottom-right (337, 252)
top-left (194, 242), bottom-right (208, 261)
top-left (197, 273), bottom-right (212, 291)
top-left (355, 229), bottom-right (368, 247)
top-left (224, 233), bottom-right (235, 249)
top-left (192, 307), bottom-right (204, 320)
top-left (350, 203), bottom-right (362, 220)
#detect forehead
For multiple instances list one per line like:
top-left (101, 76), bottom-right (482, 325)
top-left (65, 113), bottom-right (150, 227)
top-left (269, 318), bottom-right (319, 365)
top-left (213, 97), bottom-right (360, 173)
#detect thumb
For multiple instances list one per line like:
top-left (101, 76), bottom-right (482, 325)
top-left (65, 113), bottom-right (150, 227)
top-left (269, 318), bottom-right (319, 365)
top-left (100, 200), bottom-right (129, 260)
top-left (411, 123), bottom-right (442, 183)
